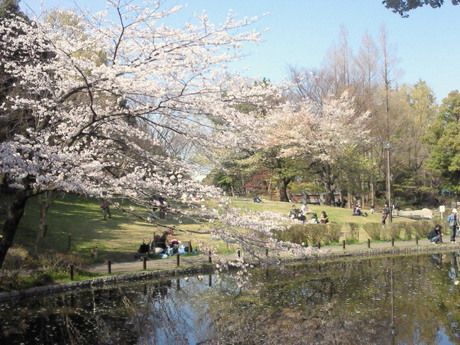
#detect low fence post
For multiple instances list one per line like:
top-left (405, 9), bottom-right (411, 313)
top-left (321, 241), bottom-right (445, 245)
top-left (391, 238), bottom-right (395, 247)
top-left (266, 248), bottom-right (269, 257)
top-left (208, 250), bottom-right (212, 263)
top-left (108, 260), bottom-right (112, 274)
top-left (368, 239), bottom-right (371, 249)
top-left (70, 264), bottom-right (74, 281)
top-left (143, 257), bottom-right (147, 270)
top-left (342, 240), bottom-right (346, 250)
top-left (237, 249), bottom-right (241, 258)
top-left (176, 254), bottom-right (180, 267)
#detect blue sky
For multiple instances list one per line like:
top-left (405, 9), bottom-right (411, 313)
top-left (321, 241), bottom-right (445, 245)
top-left (22, 0), bottom-right (460, 102)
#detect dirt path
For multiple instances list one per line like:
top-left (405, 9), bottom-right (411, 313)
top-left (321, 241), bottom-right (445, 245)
top-left (87, 238), bottom-right (460, 274)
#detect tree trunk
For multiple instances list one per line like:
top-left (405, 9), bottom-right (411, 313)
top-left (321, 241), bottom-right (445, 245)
top-left (320, 165), bottom-right (336, 206)
top-left (279, 178), bottom-right (291, 202)
top-left (35, 191), bottom-right (52, 255)
top-left (267, 179), bottom-right (272, 200)
top-left (0, 190), bottom-right (29, 268)
top-left (326, 185), bottom-right (336, 206)
top-left (370, 179), bottom-right (375, 207)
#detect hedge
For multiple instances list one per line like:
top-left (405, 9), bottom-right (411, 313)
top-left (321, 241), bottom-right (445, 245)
top-left (273, 220), bottom-right (438, 245)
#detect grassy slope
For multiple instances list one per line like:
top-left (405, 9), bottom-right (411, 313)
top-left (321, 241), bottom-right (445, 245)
top-left (12, 194), bottom-right (213, 262)
top-left (230, 197), bottom-right (411, 224)
top-left (7, 194), bottom-right (415, 263)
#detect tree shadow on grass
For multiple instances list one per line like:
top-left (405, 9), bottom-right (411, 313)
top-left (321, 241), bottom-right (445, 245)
top-left (12, 194), bottom-right (208, 264)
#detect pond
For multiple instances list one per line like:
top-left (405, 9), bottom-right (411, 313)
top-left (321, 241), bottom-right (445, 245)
top-left (1, 252), bottom-right (460, 345)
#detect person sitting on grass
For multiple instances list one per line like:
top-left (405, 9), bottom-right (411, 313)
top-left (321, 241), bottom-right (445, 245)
top-left (135, 240), bottom-right (150, 259)
top-left (353, 203), bottom-right (362, 216)
top-left (320, 211), bottom-right (329, 224)
top-left (309, 213), bottom-right (319, 224)
top-left (428, 224), bottom-right (443, 244)
top-left (289, 205), bottom-right (300, 219)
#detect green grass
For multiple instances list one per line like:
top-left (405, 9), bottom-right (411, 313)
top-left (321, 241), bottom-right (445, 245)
top-left (0, 269), bottom-right (102, 292)
top-left (5, 194), bottom-right (417, 265)
top-left (9, 194), bottom-right (218, 263)
top-left (229, 197), bottom-right (412, 225)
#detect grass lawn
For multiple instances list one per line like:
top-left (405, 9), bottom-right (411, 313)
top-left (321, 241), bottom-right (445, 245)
top-left (229, 197), bottom-right (412, 224)
top-left (10, 194), bottom-right (217, 263)
top-left (5, 194), bottom-right (420, 265)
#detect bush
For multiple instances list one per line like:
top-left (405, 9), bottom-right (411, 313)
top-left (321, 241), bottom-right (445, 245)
top-left (274, 220), bottom-right (438, 246)
top-left (363, 223), bottom-right (382, 241)
top-left (274, 223), bottom-right (342, 246)
top-left (3, 246), bottom-right (37, 270)
top-left (409, 220), bottom-right (437, 239)
top-left (349, 223), bottom-right (360, 242)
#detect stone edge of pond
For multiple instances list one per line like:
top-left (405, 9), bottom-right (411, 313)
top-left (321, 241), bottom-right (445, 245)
top-left (291, 242), bottom-right (460, 264)
top-left (1, 243), bottom-right (459, 303)
top-left (0, 263), bottom-right (214, 303)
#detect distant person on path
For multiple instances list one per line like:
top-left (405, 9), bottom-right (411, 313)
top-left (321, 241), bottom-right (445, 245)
top-left (447, 208), bottom-right (458, 243)
top-left (427, 224), bottom-right (443, 244)
top-left (382, 203), bottom-right (390, 225)
top-left (100, 198), bottom-right (111, 220)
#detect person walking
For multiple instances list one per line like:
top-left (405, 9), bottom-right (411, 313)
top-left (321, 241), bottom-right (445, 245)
top-left (447, 208), bottom-right (458, 243)
top-left (382, 203), bottom-right (390, 225)
top-left (100, 198), bottom-right (111, 220)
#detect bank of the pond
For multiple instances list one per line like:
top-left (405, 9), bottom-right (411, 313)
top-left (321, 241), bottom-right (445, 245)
top-left (0, 264), bottom-right (214, 303)
top-left (2, 238), bottom-right (460, 303)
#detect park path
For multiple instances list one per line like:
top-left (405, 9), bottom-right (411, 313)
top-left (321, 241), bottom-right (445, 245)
top-left (87, 238), bottom-right (460, 275)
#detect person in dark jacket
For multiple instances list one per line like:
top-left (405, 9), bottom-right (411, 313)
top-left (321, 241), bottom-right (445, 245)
top-left (427, 224), bottom-right (443, 244)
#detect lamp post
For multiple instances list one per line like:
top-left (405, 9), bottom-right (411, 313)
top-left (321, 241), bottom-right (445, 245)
top-left (384, 142), bottom-right (392, 223)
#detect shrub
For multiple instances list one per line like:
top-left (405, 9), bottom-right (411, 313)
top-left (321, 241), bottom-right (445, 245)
top-left (363, 223), bottom-right (382, 241)
top-left (3, 246), bottom-right (37, 270)
top-left (274, 223), bottom-right (344, 246)
top-left (273, 220), bottom-right (437, 246)
top-left (349, 223), bottom-right (360, 242)
top-left (405, 220), bottom-right (434, 239)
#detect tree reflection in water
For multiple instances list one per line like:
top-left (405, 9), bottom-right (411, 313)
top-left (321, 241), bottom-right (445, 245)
top-left (1, 253), bottom-right (460, 344)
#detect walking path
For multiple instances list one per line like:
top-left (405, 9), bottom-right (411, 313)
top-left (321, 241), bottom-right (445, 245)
top-left (88, 238), bottom-right (460, 274)
top-left (2, 239), bottom-right (459, 303)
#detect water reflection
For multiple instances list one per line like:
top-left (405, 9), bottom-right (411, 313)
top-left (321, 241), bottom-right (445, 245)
top-left (1, 253), bottom-right (460, 344)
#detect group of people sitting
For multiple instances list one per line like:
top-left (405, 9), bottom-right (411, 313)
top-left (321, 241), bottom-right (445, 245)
top-left (289, 204), bottom-right (329, 224)
top-left (136, 228), bottom-right (191, 259)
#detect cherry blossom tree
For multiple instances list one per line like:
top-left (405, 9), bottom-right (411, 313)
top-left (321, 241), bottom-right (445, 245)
top-left (0, 0), bottom-right (271, 267)
top-left (261, 92), bottom-right (370, 204)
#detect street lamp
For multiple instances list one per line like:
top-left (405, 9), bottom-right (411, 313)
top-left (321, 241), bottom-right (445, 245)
top-left (384, 142), bottom-right (392, 223)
